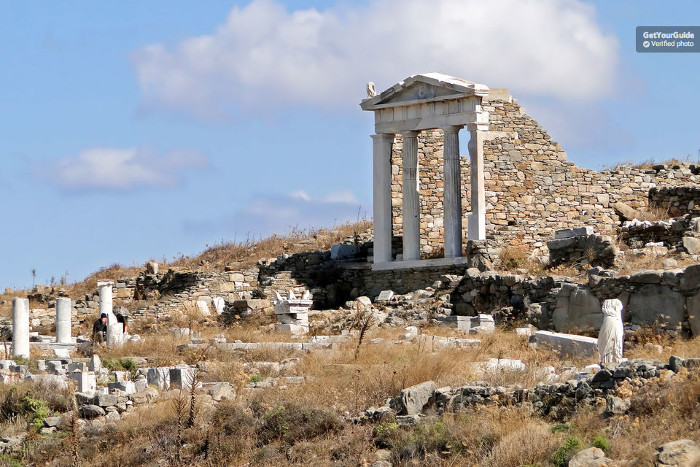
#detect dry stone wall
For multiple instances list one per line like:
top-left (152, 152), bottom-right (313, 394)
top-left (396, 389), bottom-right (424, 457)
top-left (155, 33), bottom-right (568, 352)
top-left (390, 90), bottom-right (700, 257)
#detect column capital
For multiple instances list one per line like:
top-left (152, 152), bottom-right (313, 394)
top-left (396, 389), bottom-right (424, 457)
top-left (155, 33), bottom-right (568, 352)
top-left (402, 130), bottom-right (420, 138)
top-left (466, 123), bottom-right (489, 132)
top-left (371, 133), bottom-right (394, 142)
top-left (441, 125), bottom-right (464, 135)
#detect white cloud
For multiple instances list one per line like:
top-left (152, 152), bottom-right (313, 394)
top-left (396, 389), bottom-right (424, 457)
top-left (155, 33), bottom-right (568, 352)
top-left (133, 0), bottom-right (619, 118)
top-left (50, 147), bottom-right (208, 191)
top-left (184, 188), bottom-right (366, 236)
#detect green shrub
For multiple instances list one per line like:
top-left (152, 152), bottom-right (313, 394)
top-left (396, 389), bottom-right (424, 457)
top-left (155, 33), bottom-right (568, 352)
top-left (21, 394), bottom-right (48, 430)
top-left (550, 423), bottom-right (570, 433)
top-left (257, 402), bottom-right (340, 445)
top-left (102, 357), bottom-right (119, 371)
top-left (248, 375), bottom-right (263, 383)
top-left (389, 421), bottom-right (464, 462)
top-left (552, 437), bottom-right (583, 467)
top-left (592, 435), bottom-right (611, 453)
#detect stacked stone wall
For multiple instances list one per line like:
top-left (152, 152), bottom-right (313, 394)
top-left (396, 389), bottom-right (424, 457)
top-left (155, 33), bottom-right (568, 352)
top-left (390, 92), bottom-right (700, 257)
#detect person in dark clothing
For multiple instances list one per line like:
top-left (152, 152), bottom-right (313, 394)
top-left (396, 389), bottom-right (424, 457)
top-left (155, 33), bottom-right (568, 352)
top-left (92, 313), bottom-right (108, 343)
top-left (115, 312), bottom-right (128, 333)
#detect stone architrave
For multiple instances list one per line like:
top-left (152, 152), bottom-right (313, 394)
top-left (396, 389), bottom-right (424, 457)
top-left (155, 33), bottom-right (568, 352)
top-left (12, 298), bottom-right (30, 359)
top-left (55, 297), bottom-right (72, 344)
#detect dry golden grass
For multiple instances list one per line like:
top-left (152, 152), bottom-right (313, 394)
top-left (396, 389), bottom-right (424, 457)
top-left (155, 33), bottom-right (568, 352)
top-left (170, 219), bottom-right (372, 272)
top-left (615, 252), bottom-right (697, 276)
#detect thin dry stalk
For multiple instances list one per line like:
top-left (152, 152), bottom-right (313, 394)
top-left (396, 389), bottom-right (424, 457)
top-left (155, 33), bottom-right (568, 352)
top-left (69, 382), bottom-right (81, 467)
top-left (353, 310), bottom-right (374, 361)
top-left (172, 390), bottom-right (188, 465)
top-left (187, 368), bottom-right (201, 429)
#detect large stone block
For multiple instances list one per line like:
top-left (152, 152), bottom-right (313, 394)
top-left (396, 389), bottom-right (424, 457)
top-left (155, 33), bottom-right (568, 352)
top-left (147, 367), bottom-right (171, 390)
top-left (529, 331), bottom-right (598, 358)
top-left (394, 381), bottom-right (436, 416)
top-left (553, 284), bottom-right (603, 333)
top-left (687, 291), bottom-right (700, 337)
top-left (628, 284), bottom-right (684, 328)
top-left (554, 227), bottom-right (594, 239)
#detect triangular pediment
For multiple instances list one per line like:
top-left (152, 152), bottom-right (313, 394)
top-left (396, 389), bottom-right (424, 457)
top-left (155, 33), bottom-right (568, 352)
top-left (361, 73), bottom-right (489, 110)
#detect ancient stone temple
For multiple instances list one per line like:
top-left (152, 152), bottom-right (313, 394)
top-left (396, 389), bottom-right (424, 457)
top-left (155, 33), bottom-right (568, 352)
top-left (361, 73), bottom-right (490, 270)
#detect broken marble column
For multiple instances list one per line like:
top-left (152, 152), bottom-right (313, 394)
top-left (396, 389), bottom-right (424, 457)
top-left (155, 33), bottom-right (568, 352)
top-left (55, 297), bottom-right (72, 344)
top-left (147, 367), bottom-right (171, 390)
top-left (12, 298), bottom-right (30, 359)
top-left (273, 291), bottom-right (312, 335)
top-left (196, 300), bottom-right (211, 316)
top-left (457, 314), bottom-right (495, 334)
top-left (212, 296), bottom-right (225, 315)
top-left (98, 281), bottom-right (122, 347)
top-left (70, 371), bottom-right (97, 395)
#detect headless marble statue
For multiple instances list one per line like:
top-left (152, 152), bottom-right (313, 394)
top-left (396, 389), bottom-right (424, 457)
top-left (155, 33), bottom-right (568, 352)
top-left (598, 298), bottom-right (624, 364)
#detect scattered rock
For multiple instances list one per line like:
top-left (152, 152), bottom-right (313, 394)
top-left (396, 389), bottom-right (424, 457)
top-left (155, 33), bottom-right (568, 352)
top-left (656, 439), bottom-right (700, 467)
top-left (568, 447), bottom-right (614, 467)
top-left (393, 381), bottom-right (436, 416)
top-left (79, 404), bottom-right (106, 419)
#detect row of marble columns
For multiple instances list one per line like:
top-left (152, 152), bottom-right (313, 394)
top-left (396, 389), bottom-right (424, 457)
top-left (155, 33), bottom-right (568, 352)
top-left (10, 281), bottom-right (122, 358)
top-left (372, 125), bottom-right (485, 264)
top-left (11, 297), bottom-right (72, 359)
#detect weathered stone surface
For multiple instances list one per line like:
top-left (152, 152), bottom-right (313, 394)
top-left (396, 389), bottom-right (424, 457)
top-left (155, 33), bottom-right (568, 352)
top-left (529, 331), bottom-right (598, 358)
top-left (628, 284), bottom-right (684, 328)
top-left (613, 201), bottom-right (638, 221)
top-left (79, 404), bottom-right (105, 419)
top-left (680, 265), bottom-right (700, 292)
top-left (656, 439), bottom-right (700, 467)
top-left (687, 292), bottom-right (700, 337)
top-left (554, 227), bottom-right (595, 239)
top-left (394, 381), bottom-right (436, 416)
top-left (330, 244), bottom-right (358, 260)
top-left (682, 236), bottom-right (700, 255)
top-left (553, 284), bottom-right (602, 333)
top-left (205, 382), bottom-right (235, 402)
top-left (568, 447), bottom-right (613, 467)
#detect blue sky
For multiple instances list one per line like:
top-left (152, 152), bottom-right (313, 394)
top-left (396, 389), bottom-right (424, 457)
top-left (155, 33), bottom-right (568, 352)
top-left (1, 0), bottom-right (698, 289)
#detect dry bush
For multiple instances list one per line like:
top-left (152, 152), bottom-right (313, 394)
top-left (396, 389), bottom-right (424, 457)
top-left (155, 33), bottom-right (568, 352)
top-left (632, 204), bottom-right (672, 222)
top-left (96, 333), bottom-right (190, 366)
top-left (498, 245), bottom-right (529, 272)
top-left (568, 372), bottom-right (700, 464)
top-left (481, 419), bottom-right (559, 467)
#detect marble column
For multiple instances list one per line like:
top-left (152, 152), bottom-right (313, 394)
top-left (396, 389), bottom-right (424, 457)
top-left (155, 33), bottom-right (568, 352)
top-left (98, 280), bottom-right (120, 346)
top-left (467, 126), bottom-right (486, 240)
top-left (55, 297), bottom-right (72, 344)
top-left (12, 298), bottom-right (30, 359)
top-left (97, 280), bottom-right (115, 324)
top-left (372, 133), bottom-right (394, 264)
top-left (402, 131), bottom-right (420, 261)
top-left (442, 125), bottom-right (464, 258)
